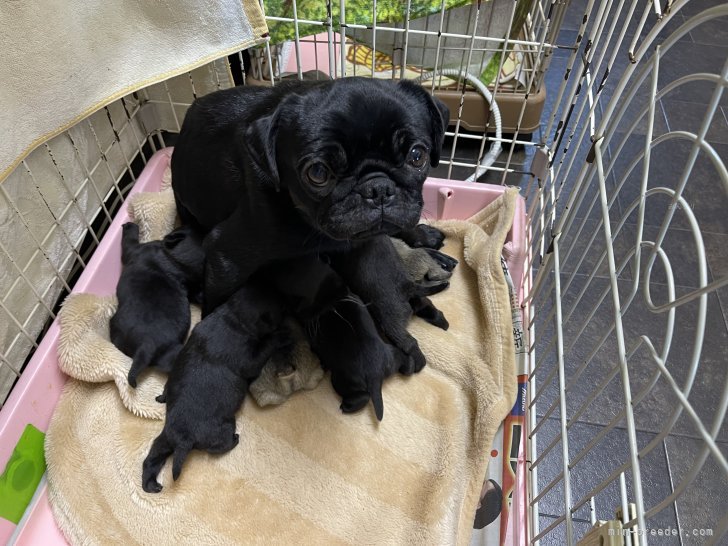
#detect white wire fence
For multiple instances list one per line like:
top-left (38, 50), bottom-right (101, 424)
top-left (522, 1), bottom-right (728, 544)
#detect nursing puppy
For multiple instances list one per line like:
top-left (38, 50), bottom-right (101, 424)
top-left (141, 284), bottom-right (291, 493)
top-left (267, 256), bottom-right (398, 419)
top-left (311, 294), bottom-right (407, 421)
top-left (269, 255), bottom-right (445, 418)
top-left (109, 223), bottom-right (204, 387)
top-left (170, 77), bottom-right (449, 315)
top-left (330, 234), bottom-right (450, 375)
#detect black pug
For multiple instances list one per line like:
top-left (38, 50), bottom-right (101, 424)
top-left (141, 283), bottom-right (292, 493)
top-left (330, 234), bottom-right (449, 375)
top-left (267, 255), bottom-right (446, 418)
top-left (109, 222), bottom-right (204, 387)
top-left (170, 77), bottom-right (450, 316)
top-left (311, 293), bottom-right (407, 421)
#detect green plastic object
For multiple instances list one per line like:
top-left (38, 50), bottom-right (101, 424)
top-left (0, 424), bottom-right (46, 524)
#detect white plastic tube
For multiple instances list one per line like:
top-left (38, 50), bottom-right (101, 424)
top-left (416, 70), bottom-right (503, 182)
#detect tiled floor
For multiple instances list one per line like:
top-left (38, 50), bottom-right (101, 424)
top-left (440, 1), bottom-right (728, 543)
top-left (533, 2), bottom-right (728, 544)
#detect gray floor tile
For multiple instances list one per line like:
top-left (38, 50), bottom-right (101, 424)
top-left (703, 231), bottom-right (728, 329)
top-left (532, 275), bottom-right (728, 442)
top-left (680, 0), bottom-right (726, 18)
top-left (656, 41), bottom-right (728, 107)
top-left (662, 98), bottom-right (728, 145)
top-left (627, 224), bottom-right (717, 288)
top-left (537, 515), bottom-right (593, 545)
top-left (664, 436), bottom-right (728, 544)
top-left (559, 0), bottom-right (590, 32)
top-left (533, 417), bottom-right (680, 541)
top-left (688, 14), bottom-right (728, 47)
top-left (556, 217), bottom-right (635, 279)
top-left (610, 136), bottom-right (728, 235)
top-left (529, 4), bottom-right (727, 546)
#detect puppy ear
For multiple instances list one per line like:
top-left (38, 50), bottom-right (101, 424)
top-left (162, 229), bottom-right (186, 249)
top-left (397, 80), bottom-right (450, 167)
top-left (428, 95), bottom-right (449, 167)
top-left (244, 111), bottom-right (280, 191)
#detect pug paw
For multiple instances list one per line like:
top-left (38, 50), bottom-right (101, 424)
top-left (398, 347), bottom-right (426, 375)
top-left (424, 248), bottom-right (458, 272)
top-left (416, 225), bottom-right (446, 249)
top-left (397, 224), bottom-right (446, 249)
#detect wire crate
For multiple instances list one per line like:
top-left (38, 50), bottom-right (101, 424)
top-left (0, 0), bottom-right (727, 544)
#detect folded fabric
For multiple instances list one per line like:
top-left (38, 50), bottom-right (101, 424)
top-left (46, 185), bottom-right (518, 545)
top-left (0, 0), bottom-right (267, 182)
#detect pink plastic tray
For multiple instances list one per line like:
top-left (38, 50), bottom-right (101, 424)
top-left (0, 148), bottom-right (527, 545)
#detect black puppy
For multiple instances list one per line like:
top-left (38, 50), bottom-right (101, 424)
top-left (141, 284), bottom-right (291, 493)
top-left (109, 223), bottom-right (204, 387)
top-left (265, 256), bottom-right (398, 419)
top-left (311, 294), bottom-right (407, 421)
top-left (330, 234), bottom-right (449, 375)
top-left (268, 255), bottom-right (445, 418)
top-left (170, 77), bottom-right (449, 314)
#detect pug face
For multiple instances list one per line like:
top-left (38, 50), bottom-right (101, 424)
top-left (245, 78), bottom-right (449, 241)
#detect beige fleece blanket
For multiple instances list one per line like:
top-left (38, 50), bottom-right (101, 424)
top-left (45, 188), bottom-right (518, 545)
top-left (0, 0), bottom-right (267, 183)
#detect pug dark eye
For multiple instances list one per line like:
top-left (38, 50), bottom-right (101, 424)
top-left (407, 145), bottom-right (428, 168)
top-left (305, 162), bottom-right (331, 187)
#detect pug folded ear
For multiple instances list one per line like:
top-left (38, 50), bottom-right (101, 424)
top-left (162, 229), bottom-right (186, 249)
top-left (397, 80), bottom-right (450, 167)
top-left (244, 111), bottom-right (280, 191)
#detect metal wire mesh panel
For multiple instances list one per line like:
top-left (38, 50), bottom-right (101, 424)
top-left (523, 1), bottom-right (728, 544)
top-left (0, 60), bottom-right (232, 405)
top-left (246, 0), bottom-right (565, 186)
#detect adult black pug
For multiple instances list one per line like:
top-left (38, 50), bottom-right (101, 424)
top-left (171, 77), bottom-right (449, 315)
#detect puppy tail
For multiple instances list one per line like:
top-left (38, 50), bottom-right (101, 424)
top-left (369, 377), bottom-right (385, 422)
top-left (172, 444), bottom-right (192, 481)
top-left (128, 341), bottom-right (155, 388)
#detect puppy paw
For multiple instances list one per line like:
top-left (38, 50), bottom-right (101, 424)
top-left (143, 479), bottom-right (163, 494)
top-left (155, 393), bottom-right (166, 404)
top-left (429, 312), bottom-right (449, 331)
top-left (340, 392), bottom-right (370, 414)
top-left (413, 225), bottom-right (445, 249)
top-left (122, 222), bottom-right (139, 235)
top-left (127, 372), bottom-right (138, 389)
top-left (398, 348), bottom-right (426, 375)
top-left (424, 248), bottom-right (458, 272)
top-left (412, 347), bottom-right (426, 373)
